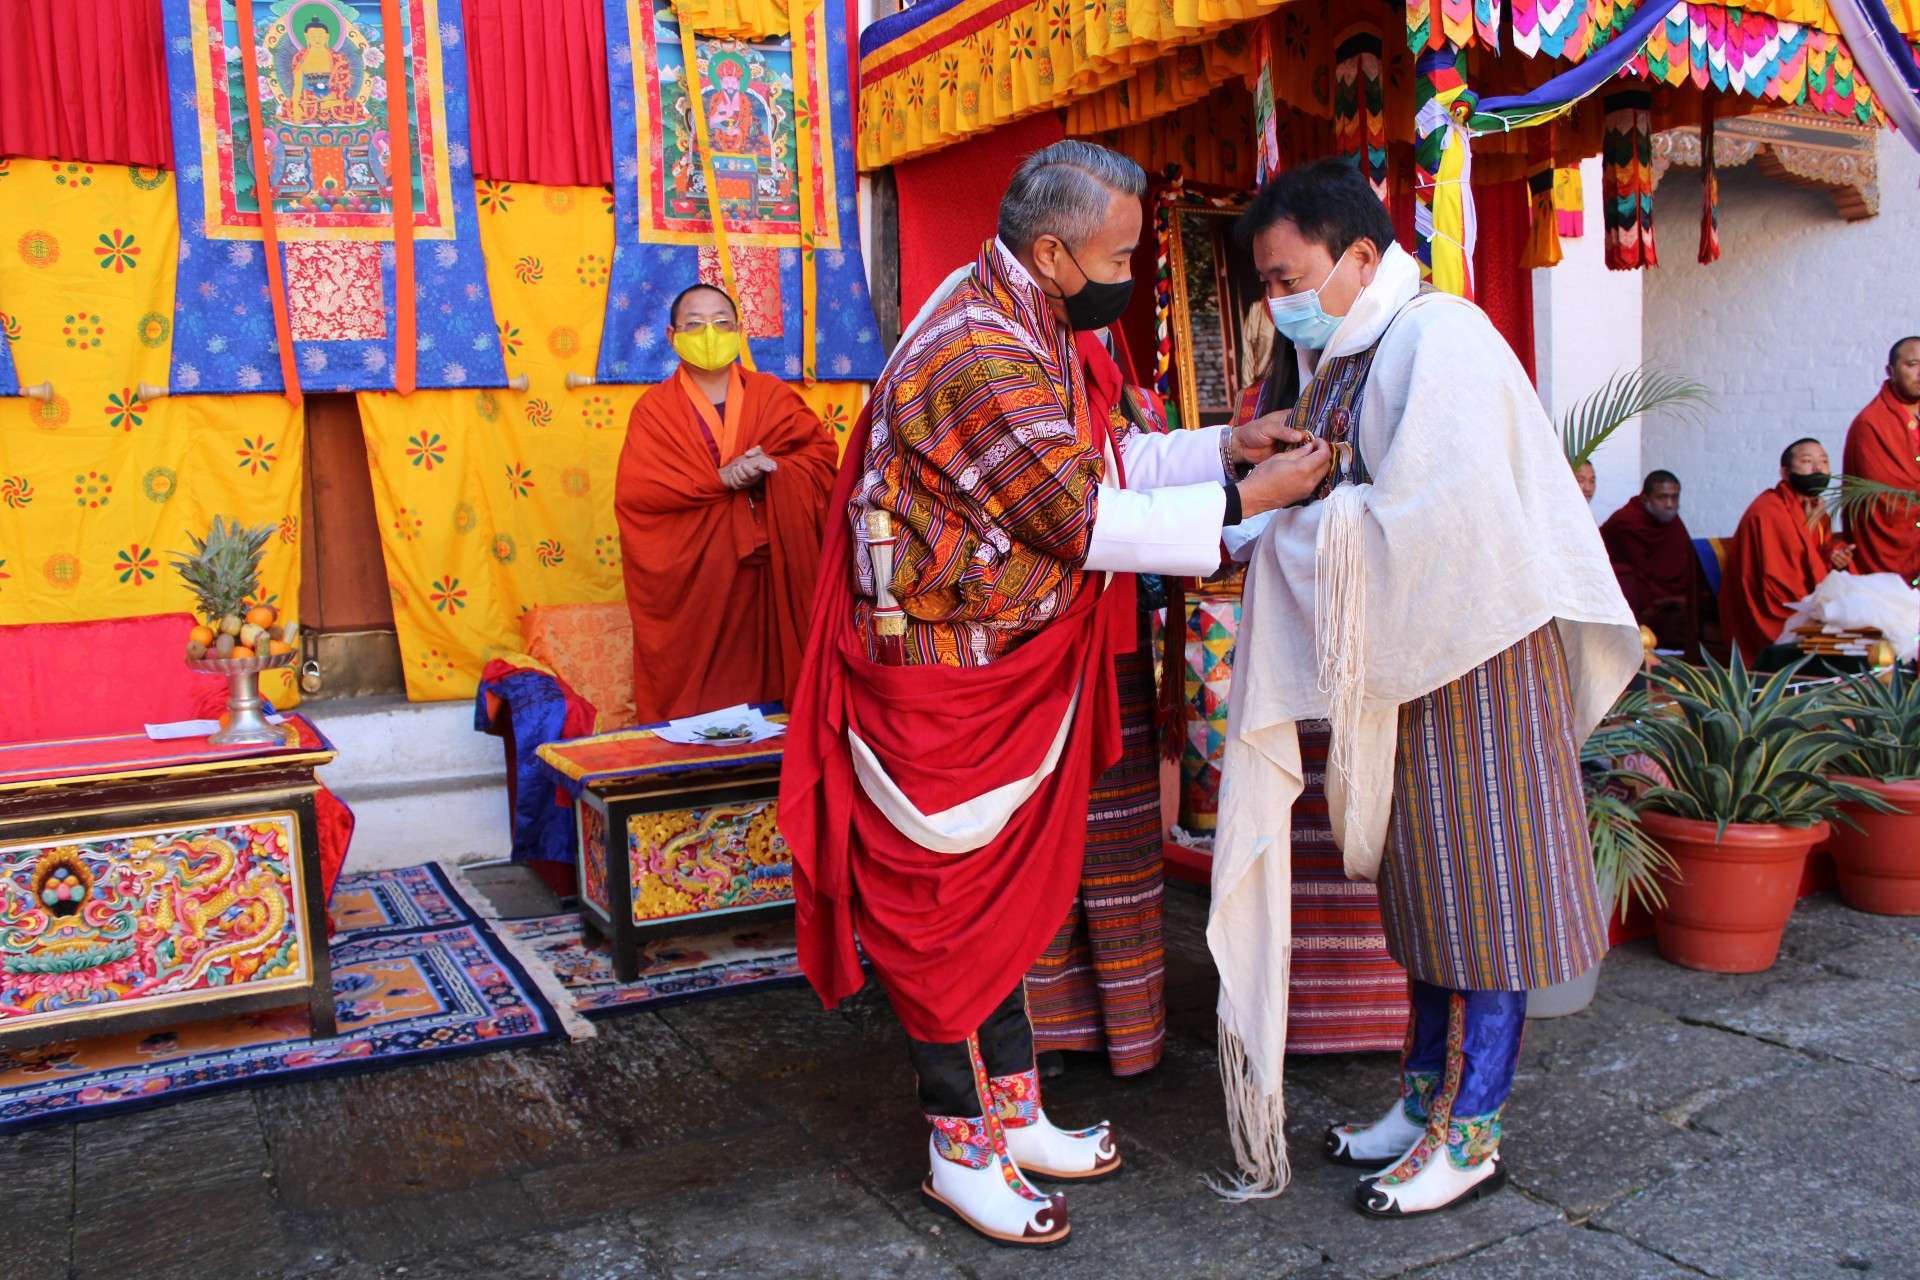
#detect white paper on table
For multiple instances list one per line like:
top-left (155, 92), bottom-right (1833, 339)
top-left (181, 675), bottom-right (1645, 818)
top-left (145, 714), bottom-right (286, 741)
top-left (648, 704), bottom-right (786, 746)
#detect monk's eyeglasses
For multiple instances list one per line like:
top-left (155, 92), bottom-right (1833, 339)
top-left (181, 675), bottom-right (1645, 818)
top-left (677, 317), bottom-right (739, 333)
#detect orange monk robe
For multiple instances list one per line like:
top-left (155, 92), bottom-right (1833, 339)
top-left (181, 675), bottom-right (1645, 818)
top-left (1718, 480), bottom-right (1851, 664)
top-left (614, 368), bottom-right (838, 725)
top-left (1842, 381), bottom-right (1920, 583)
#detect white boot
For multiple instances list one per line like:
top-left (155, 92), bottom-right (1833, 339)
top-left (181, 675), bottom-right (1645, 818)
top-left (920, 1119), bottom-right (1070, 1247)
top-left (990, 1067), bottom-right (1122, 1181)
top-left (1354, 1114), bottom-right (1506, 1218)
top-left (1325, 1097), bottom-right (1426, 1169)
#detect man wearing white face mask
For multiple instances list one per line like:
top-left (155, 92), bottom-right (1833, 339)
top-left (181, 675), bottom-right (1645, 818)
top-left (1203, 161), bottom-right (1641, 1217)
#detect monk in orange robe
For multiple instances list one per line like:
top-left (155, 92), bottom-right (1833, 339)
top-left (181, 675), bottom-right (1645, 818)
top-left (1719, 438), bottom-right (1855, 664)
top-left (1841, 336), bottom-right (1920, 584)
top-left (614, 285), bottom-right (838, 724)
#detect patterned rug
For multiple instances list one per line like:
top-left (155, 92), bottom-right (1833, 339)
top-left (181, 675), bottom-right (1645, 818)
top-left (495, 914), bottom-right (806, 1018)
top-left (0, 865), bottom-right (563, 1132)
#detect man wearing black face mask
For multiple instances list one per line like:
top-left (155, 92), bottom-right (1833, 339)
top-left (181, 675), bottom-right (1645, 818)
top-left (783, 139), bottom-right (1332, 1250)
top-left (1720, 438), bottom-right (1855, 663)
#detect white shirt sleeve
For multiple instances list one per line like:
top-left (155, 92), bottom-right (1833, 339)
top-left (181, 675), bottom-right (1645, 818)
top-left (1118, 426), bottom-right (1231, 490)
top-left (1083, 482), bottom-right (1226, 576)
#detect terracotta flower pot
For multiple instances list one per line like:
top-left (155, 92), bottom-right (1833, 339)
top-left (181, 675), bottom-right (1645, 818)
top-left (1640, 811), bottom-right (1828, 973)
top-left (1826, 776), bottom-right (1920, 916)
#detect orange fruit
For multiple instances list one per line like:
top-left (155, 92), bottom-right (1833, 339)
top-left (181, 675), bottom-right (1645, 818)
top-left (246, 604), bottom-right (277, 628)
top-left (230, 644), bottom-right (256, 659)
top-left (267, 640), bottom-right (293, 656)
top-left (189, 625), bottom-right (215, 646)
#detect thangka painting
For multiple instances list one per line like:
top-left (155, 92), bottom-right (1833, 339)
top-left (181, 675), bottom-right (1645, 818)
top-left (159, 0), bottom-right (504, 393)
top-left (597, 0), bottom-right (883, 383)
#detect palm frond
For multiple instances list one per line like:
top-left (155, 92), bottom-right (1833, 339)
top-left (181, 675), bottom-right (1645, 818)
top-left (1561, 366), bottom-right (1712, 471)
top-left (1815, 473), bottom-right (1920, 531)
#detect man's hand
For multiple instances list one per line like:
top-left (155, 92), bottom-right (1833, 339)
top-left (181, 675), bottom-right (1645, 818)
top-left (720, 446), bottom-right (778, 491)
top-left (1237, 438), bottom-right (1332, 517)
top-left (1831, 541), bottom-right (1855, 571)
top-left (1230, 411), bottom-right (1309, 466)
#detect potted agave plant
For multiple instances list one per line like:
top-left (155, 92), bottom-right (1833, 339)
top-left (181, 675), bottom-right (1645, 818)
top-left (1610, 654), bottom-right (1887, 973)
top-left (1822, 665), bottom-right (1920, 915)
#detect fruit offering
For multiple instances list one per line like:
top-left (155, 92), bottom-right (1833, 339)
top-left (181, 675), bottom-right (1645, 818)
top-left (172, 515), bottom-right (300, 662)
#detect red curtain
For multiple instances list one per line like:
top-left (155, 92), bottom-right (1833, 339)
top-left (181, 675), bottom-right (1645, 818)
top-left (464, 0), bottom-right (614, 186)
top-left (0, 0), bottom-right (172, 168)
top-left (894, 110), bottom-right (1067, 320)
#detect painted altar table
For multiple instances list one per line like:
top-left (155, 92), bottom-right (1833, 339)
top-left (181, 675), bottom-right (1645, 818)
top-left (0, 719), bottom-right (339, 1051)
top-left (538, 725), bottom-right (789, 982)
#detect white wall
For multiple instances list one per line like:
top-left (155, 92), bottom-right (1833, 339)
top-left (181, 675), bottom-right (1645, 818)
top-left (1533, 157), bottom-right (1647, 522)
top-left (1641, 132), bottom-right (1920, 537)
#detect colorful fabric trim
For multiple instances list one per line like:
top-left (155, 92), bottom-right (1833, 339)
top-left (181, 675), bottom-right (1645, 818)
top-left (1414, 47), bottom-right (1477, 299)
top-left (1407, 0), bottom-right (1501, 54)
top-left (159, 0), bottom-right (505, 395)
top-left (853, 0), bottom-right (1277, 169)
top-left (1333, 26), bottom-right (1390, 202)
top-left (1602, 89), bottom-right (1658, 271)
top-left (988, 1066), bottom-right (1043, 1127)
top-left (596, 0), bottom-right (882, 383)
top-left (1699, 106), bottom-right (1721, 264)
top-left (1553, 164), bottom-right (1585, 238)
top-left (1374, 981), bottom-right (1523, 1183)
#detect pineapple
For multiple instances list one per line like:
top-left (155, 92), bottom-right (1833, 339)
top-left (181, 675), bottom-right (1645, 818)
top-left (171, 516), bottom-right (275, 637)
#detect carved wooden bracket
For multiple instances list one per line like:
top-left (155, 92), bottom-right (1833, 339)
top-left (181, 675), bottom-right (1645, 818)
top-left (1653, 106), bottom-right (1880, 222)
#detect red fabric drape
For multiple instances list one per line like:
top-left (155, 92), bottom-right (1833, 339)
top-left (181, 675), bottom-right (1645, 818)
top-left (0, 0), bottom-right (172, 168)
top-left (464, 0), bottom-right (614, 186)
top-left (894, 110), bottom-right (1067, 319)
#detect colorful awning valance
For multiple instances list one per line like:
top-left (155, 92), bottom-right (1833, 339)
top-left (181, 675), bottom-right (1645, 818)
top-left (854, 0), bottom-right (1287, 168)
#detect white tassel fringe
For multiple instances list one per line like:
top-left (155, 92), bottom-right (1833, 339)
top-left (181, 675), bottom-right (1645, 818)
top-left (1315, 486), bottom-right (1373, 865)
top-left (1208, 1015), bottom-right (1293, 1201)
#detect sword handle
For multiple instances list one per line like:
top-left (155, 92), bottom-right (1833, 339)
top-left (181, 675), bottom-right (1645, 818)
top-left (865, 508), bottom-right (906, 666)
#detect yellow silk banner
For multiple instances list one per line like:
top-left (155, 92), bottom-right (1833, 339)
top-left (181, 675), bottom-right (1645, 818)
top-left (357, 182), bottom-right (865, 702)
top-left (0, 162), bottom-right (305, 708)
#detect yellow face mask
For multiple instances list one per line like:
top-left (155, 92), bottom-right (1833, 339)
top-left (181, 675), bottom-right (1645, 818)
top-left (672, 323), bottom-right (742, 371)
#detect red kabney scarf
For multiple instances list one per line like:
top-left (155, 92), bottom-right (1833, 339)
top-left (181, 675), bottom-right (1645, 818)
top-left (781, 406), bottom-right (1131, 1042)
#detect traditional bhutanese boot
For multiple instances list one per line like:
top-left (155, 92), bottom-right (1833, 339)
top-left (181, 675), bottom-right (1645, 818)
top-left (920, 1113), bottom-right (1071, 1247)
top-left (1353, 1108), bottom-right (1505, 1217)
top-left (1354, 985), bottom-right (1522, 1218)
top-left (1324, 1068), bottom-right (1437, 1168)
top-left (989, 1067), bottom-right (1122, 1182)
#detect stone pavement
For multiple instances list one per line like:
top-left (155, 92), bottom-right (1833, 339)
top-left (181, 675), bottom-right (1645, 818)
top-left (7, 875), bottom-right (1918, 1280)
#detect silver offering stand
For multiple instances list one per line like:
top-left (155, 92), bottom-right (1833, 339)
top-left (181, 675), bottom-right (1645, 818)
top-left (186, 653), bottom-right (297, 746)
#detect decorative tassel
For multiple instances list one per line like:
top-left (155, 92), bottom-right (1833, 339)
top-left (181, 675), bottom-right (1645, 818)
top-left (1314, 486), bottom-right (1376, 874)
top-left (1602, 89), bottom-right (1657, 271)
top-left (1414, 46), bottom-right (1478, 299)
top-left (1520, 128), bottom-right (1564, 269)
top-left (1554, 165), bottom-right (1585, 238)
top-left (1333, 26), bottom-right (1390, 202)
top-left (1698, 104), bottom-right (1721, 264)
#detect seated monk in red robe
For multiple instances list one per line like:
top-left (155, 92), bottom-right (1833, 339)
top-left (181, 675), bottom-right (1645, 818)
top-left (1842, 336), bottom-right (1920, 584)
top-left (1599, 470), bottom-right (1694, 648)
top-left (1719, 438), bottom-right (1855, 664)
top-left (614, 284), bottom-right (838, 724)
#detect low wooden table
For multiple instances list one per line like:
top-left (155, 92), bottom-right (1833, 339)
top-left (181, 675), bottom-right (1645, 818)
top-left (538, 728), bottom-right (790, 982)
top-left (0, 719), bottom-right (339, 1051)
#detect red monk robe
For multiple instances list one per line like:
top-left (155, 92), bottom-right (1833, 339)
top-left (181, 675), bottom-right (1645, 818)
top-left (1718, 480), bottom-right (1850, 663)
top-left (1599, 495), bottom-right (1695, 646)
top-left (1843, 381), bottom-right (1920, 583)
top-left (614, 367), bottom-right (838, 724)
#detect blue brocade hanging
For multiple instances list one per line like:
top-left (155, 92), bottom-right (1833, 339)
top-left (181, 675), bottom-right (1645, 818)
top-left (596, 0), bottom-right (884, 383)
top-left (160, 0), bottom-right (504, 394)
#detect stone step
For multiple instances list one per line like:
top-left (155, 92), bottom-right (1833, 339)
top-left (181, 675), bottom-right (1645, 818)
top-left (305, 693), bottom-right (513, 872)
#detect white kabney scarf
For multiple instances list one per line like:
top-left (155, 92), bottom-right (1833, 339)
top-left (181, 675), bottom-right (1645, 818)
top-left (1207, 245), bottom-right (1641, 1198)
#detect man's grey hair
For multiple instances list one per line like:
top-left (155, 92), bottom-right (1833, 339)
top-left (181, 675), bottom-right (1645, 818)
top-left (996, 141), bottom-right (1146, 253)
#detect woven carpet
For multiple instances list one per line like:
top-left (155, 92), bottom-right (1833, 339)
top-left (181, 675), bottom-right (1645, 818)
top-left (495, 914), bottom-right (806, 1019)
top-left (0, 864), bottom-right (563, 1132)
